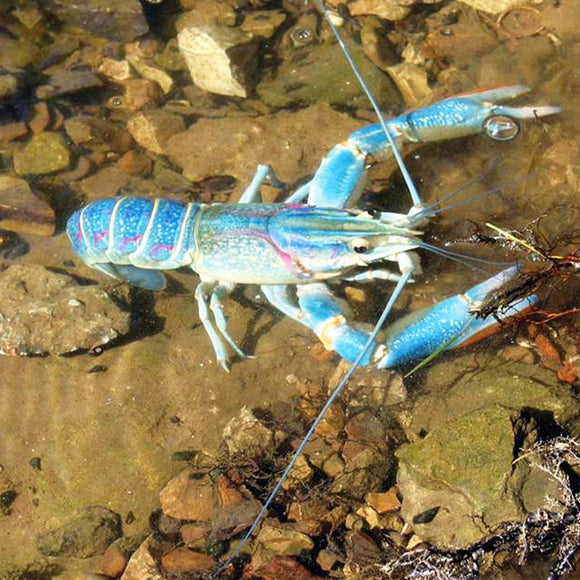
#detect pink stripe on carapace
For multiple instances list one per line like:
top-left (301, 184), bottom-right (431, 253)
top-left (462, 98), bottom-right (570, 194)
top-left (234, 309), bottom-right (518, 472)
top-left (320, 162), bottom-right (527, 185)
top-left (223, 230), bottom-right (309, 277)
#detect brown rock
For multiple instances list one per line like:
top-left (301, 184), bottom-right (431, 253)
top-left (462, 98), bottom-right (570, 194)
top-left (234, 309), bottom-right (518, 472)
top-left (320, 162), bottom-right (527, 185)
top-left (160, 547), bottom-right (215, 573)
top-left (317, 549), bottom-right (339, 572)
top-left (0, 264), bottom-right (131, 356)
top-left (287, 499), bottom-right (332, 523)
top-left (0, 121), bottom-right (28, 142)
top-left (180, 522), bottom-right (210, 550)
top-left (37, 506), bottom-right (122, 558)
top-left (127, 110), bottom-right (185, 155)
top-left (313, 403), bottom-right (345, 440)
top-left (253, 555), bottom-right (315, 580)
top-left (78, 165), bottom-right (132, 200)
top-left (107, 79), bottom-right (162, 113)
top-left (216, 474), bottom-right (243, 508)
top-left (65, 115), bottom-right (133, 153)
top-left (211, 476), bottom-right (262, 541)
top-left (29, 102), bottom-right (51, 134)
top-left (35, 70), bottom-right (104, 100)
top-left (119, 150), bottom-right (153, 176)
top-left (366, 488), bottom-right (401, 514)
top-left (160, 470), bottom-right (216, 522)
top-left (58, 156), bottom-right (93, 183)
top-left (98, 58), bottom-right (135, 82)
top-left (40, 0), bottom-right (149, 42)
top-left (101, 539), bottom-right (129, 577)
top-left (0, 176), bottom-right (55, 236)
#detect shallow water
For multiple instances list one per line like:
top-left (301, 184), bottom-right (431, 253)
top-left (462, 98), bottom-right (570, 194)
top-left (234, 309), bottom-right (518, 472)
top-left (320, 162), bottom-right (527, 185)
top-left (1, 1), bottom-right (580, 578)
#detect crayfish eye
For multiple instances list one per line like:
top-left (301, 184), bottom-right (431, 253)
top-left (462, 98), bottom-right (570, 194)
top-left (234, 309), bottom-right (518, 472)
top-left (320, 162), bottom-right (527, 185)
top-left (350, 238), bottom-right (370, 254)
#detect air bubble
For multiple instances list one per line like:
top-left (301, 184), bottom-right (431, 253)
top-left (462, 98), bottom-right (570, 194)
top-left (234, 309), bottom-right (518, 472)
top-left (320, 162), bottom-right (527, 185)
top-left (483, 115), bottom-right (520, 141)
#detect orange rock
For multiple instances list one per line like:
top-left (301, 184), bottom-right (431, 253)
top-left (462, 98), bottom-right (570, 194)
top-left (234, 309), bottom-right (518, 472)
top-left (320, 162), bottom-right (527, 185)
top-left (534, 332), bottom-right (561, 364)
top-left (366, 487), bottom-right (401, 514)
top-left (557, 361), bottom-right (578, 384)
top-left (29, 102), bottom-right (51, 134)
top-left (159, 470), bottom-right (216, 522)
top-left (160, 547), bottom-right (215, 573)
top-left (216, 474), bottom-right (244, 508)
top-left (101, 540), bottom-right (128, 577)
top-left (0, 121), bottom-right (28, 141)
top-left (118, 150), bottom-right (153, 176)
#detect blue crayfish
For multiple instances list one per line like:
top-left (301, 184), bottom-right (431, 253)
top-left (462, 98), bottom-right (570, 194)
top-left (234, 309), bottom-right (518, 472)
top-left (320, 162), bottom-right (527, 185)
top-left (67, 87), bottom-right (558, 371)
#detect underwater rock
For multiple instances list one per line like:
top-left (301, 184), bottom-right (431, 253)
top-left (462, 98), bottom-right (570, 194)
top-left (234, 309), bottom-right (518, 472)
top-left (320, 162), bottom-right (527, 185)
top-left (255, 523), bottom-right (315, 556)
top-left (0, 73), bottom-right (18, 100)
top-left (160, 548), bottom-right (215, 573)
top-left (0, 35), bottom-right (39, 69)
top-left (396, 404), bottom-right (566, 549)
top-left (457, 0), bottom-right (527, 13)
top-left (366, 488), bottom-right (401, 514)
top-left (222, 406), bottom-right (278, 459)
top-left (329, 409), bottom-right (395, 499)
top-left (13, 132), bottom-right (72, 176)
top-left (98, 58), bottom-right (135, 82)
top-left (180, 522), bottom-right (210, 550)
top-left (127, 110), bottom-right (185, 155)
top-left (241, 9), bottom-right (287, 39)
top-left (78, 164), bottom-right (132, 200)
top-left (166, 104), bottom-right (363, 196)
top-left (349, 0), bottom-right (413, 21)
top-left (211, 474), bottom-right (263, 541)
top-left (407, 362), bottom-right (580, 438)
top-left (65, 115), bottom-right (133, 153)
top-left (35, 70), bottom-right (103, 100)
top-left (160, 470), bottom-right (216, 522)
top-left (120, 536), bottom-right (163, 580)
top-left (126, 55), bottom-right (175, 94)
top-left (177, 17), bottom-right (260, 98)
top-left (119, 150), bottom-right (153, 177)
top-left (177, 0), bottom-right (237, 27)
top-left (29, 102), bottom-right (51, 134)
top-left (37, 506), bottom-right (122, 558)
top-left (101, 534), bottom-right (148, 577)
top-left (385, 62), bottom-right (433, 108)
top-left (107, 78), bottom-right (163, 112)
top-left (253, 556), bottom-right (316, 580)
top-left (257, 39), bottom-right (399, 110)
top-left (0, 230), bottom-right (29, 259)
top-left (0, 264), bottom-right (131, 356)
top-left (40, 0), bottom-right (149, 42)
top-left (0, 121), bottom-right (28, 142)
top-left (0, 176), bottom-right (55, 236)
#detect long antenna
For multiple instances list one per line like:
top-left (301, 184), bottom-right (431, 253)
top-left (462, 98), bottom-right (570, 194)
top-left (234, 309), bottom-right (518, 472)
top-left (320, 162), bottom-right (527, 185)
top-left (211, 3), bottom-right (419, 576)
top-left (210, 272), bottom-right (412, 578)
top-left (313, 0), bottom-right (422, 208)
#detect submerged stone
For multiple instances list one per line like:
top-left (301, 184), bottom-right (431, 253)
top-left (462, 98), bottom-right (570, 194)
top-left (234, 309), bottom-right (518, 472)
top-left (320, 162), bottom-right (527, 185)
top-left (0, 176), bottom-right (55, 236)
top-left (40, 0), bottom-right (149, 42)
top-left (13, 132), bottom-right (72, 176)
top-left (177, 18), bottom-right (260, 98)
top-left (127, 110), bottom-right (185, 155)
top-left (396, 404), bottom-right (566, 548)
top-left (37, 506), bottom-right (122, 558)
top-left (35, 70), bottom-right (103, 100)
top-left (257, 39), bottom-right (400, 110)
top-left (0, 264), bottom-right (131, 356)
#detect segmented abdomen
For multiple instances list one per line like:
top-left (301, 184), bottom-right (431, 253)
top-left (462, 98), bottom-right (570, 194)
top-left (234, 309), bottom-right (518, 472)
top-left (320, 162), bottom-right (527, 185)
top-left (67, 197), bottom-right (201, 270)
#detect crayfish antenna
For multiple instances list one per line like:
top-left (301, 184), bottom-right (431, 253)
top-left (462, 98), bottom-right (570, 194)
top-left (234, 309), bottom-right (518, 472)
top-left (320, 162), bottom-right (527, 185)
top-left (312, 0), bottom-right (423, 210)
